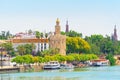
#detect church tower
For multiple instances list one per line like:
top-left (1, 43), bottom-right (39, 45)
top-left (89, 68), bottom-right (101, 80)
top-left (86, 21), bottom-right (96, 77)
top-left (112, 25), bottom-right (118, 41)
top-left (65, 20), bottom-right (69, 33)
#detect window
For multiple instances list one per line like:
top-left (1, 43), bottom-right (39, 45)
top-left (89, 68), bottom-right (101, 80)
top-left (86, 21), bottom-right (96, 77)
top-left (44, 43), bottom-right (46, 49)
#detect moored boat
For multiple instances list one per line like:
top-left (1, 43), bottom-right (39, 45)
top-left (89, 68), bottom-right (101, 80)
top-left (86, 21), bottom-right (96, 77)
top-left (60, 63), bottom-right (74, 69)
top-left (89, 59), bottom-right (109, 66)
top-left (43, 61), bottom-right (60, 69)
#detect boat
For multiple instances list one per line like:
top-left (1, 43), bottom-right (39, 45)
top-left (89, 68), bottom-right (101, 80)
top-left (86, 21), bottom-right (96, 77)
top-left (60, 63), bottom-right (74, 69)
top-left (43, 61), bottom-right (60, 69)
top-left (89, 59), bottom-right (109, 66)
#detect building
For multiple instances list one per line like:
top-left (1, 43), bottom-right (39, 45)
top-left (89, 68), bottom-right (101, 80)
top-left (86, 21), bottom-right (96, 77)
top-left (49, 18), bottom-right (66, 55)
top-left (11, 32), bottom-right (49, 52)
top-left (112, 25), bottom-right (118, 41)
top-left (9, 19), bottom-right (66, 55)
top-left (65, 20), bottom-right (69, 33)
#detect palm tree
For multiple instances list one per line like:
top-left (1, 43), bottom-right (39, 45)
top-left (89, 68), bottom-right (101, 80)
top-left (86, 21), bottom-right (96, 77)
top-left (41, 32), bottom-right (43, 39)
top-left (45, 33), bottom-right (48, 39)
top-left (17, 45), bottom-right (26, 56)
top-left (2, 42), bottom-right (13, 56)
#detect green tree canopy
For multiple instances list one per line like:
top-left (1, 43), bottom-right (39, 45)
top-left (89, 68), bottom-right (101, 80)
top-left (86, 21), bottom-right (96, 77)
top-left (17, 43), bottom-right (36, 55)
top-left (66, 37), bottom-right (91, 54)
top-left (61, 30), bottom-right (82, 37)
top-left (85, 34), bottom-right (120, 55)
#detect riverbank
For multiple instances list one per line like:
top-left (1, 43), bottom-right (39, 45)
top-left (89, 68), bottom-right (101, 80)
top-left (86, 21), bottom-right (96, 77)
top-left (0, 66), bottom-right (120, 80)
top-left (0, 66), bottom-right (19, 73)
top-left (19, 64), bottom-right (43, 72)
top-left (0, 64), bottom-right (44, 73)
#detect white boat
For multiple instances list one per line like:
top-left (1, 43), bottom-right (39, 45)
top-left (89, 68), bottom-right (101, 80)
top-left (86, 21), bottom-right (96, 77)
top-left (60, 63), bottom-right (74, 69)
top-left (43, 61), bottom-right (60, 69)
top-left (90, 59), bottom-right (109, 66)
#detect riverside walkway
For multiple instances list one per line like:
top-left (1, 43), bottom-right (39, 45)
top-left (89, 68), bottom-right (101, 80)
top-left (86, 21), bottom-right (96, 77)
top-left (0, 66), bottom-right (20, 73)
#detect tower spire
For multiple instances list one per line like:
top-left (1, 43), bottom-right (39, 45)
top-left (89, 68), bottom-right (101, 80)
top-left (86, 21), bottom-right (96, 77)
top-left (65, 20), bottom-right (69, 32)
top-left (113, 25), bottom-right (118, 41)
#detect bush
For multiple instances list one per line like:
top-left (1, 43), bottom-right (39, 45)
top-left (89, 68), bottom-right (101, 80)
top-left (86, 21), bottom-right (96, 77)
top-left (106, 54), bottom-right (116, 66)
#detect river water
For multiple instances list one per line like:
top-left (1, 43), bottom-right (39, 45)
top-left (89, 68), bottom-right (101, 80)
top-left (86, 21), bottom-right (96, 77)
top-left (0, 66), bottom-right (120, 80)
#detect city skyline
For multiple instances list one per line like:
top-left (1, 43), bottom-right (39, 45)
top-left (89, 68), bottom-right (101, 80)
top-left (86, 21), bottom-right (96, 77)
top-left (0, 0), bottom-right (120, 39)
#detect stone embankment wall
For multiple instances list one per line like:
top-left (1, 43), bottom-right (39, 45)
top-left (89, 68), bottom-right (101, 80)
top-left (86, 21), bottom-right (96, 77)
top-left (19, 64), bottom-right (43, 72)
top-left (114, 55), bottom-right (120, 65)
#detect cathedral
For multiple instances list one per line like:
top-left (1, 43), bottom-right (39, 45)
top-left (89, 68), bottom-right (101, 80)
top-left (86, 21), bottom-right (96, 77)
top-left (49, 18), bottom-right (66, 55)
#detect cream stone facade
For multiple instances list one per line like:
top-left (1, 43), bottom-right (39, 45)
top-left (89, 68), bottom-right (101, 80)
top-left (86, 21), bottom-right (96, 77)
top-left (49, 18), bottom-right (66, 55)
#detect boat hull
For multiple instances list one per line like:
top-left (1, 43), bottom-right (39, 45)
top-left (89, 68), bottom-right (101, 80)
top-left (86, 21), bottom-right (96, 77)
top-left (43, 61), bottom-right (60, 69)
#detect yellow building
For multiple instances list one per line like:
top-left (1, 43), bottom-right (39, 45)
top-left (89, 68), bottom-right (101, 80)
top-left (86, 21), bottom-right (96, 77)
top-left (49, 18), bottom-right (66, 55)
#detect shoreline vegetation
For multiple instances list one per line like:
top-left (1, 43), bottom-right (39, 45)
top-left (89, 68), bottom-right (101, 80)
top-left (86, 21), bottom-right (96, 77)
top-left (11, 54), bottom-right (98, 72)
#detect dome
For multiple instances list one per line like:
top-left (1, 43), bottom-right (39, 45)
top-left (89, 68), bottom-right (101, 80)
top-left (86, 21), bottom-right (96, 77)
top-left (56, 18), bottom-right (60, 24)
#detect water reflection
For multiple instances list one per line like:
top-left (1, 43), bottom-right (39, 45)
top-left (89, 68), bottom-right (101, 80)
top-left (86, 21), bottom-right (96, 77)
top-left (44, 68), bottom-right (88, 73)
top-left (0, 74), bottom-right (11, 80)
top-left (1, 66), bottom-right (120, 80)
top-left (14, 76), bottom-right (80, 80)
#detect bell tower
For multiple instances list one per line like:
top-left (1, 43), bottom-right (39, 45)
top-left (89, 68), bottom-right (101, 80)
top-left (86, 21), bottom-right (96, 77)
top-left (65, 20), bottom-right (69, 32)
top-left (114, 25), bottom-right (118, 41)
top-left (55, 18), bottom-right (60, 34)
top-left (112, 25), bottom-right (118, 41)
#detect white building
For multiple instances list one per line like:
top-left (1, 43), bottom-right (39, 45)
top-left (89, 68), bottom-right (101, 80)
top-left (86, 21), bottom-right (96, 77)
top-left (11, 32), bottom-right (49, 52)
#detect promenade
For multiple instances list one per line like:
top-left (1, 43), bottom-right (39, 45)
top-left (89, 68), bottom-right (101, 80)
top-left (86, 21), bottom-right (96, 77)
top-left (0, 66), bottom-right (20, 73)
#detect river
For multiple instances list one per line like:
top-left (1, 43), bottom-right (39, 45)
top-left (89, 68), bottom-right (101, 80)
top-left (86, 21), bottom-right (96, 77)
top-left (0, 66), bottom-right (120, 80)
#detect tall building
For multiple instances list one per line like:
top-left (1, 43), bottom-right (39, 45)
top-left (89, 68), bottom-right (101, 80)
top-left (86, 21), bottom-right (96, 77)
top-left (112, 25), bottom-right (118, 41)
top-left (65, 20), bottom-right (69, 33)
top-left (49, 18), bottom-right (66, 55)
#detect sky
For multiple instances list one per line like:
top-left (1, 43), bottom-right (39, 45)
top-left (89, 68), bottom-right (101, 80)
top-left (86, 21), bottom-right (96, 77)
top-left (0, 0), bottom-right (120, 39)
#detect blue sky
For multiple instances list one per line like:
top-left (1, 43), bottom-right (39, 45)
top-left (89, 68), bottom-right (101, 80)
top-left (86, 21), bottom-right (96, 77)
top-left (0, 0), bottom-right (120, 39)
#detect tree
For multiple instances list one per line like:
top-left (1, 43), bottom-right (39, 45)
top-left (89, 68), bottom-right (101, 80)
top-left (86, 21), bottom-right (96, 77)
top-left (1, 31), bottom-right (6, 39)
top-left (85, 34), bottom-right (120, 55)
top-left (90, 44), bottom-right (100, 55)
top-left (28, 29), bottom-right (32, 35)
top-left (40, 32), bottom-right (43, 38)
top-left (12, 55), bottom-right (34, 65)
top-left (66, 53), bottom-right (98, 62)
top-left (2, 42), bottom-right (14, 56)
top-left (45, 33), bottom-right (48, 38)
top-left (17, 44), bottom-right (36, 55)
top-left (35, 31), bottom-right (41, 39)
top-left (23, 55), bottom-right (34, 64)
top-left (61, 31), bottom-right (66, 35)
top-left (66, 37), bottom-right (91, 54)
top-left (61, 30), bottom-right (82, 37)
top-left (6, 31), bottom-right (12, 39)
top-left (66, 30), bottom-right (82, 37)
top-left (12, 56), bottom-right (24, 64)
top-left (106, 54), bottom-right (116, 66)
top-left (17, 45), bottom-right (26, 56)
top-left (41, 48), bottom-right (59, 56)
top-left (0, 31), bottom-right (12, 40)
